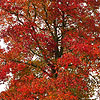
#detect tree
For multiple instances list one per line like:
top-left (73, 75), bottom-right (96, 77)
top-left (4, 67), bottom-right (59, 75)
top-left (0, 0), bottom-right (100, 99)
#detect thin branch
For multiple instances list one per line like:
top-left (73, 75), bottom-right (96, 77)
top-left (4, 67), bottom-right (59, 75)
top-left (42, 3), bottom-right (55, 39)
top-left (32, 3), bottom-right (37, 22)
top-left (29, 48), bottom-right (43, 57)
top-left (11, 59), bottom-right (53, 78)
top-left (11, 59), bottom-right (37, 67)
top-left (27, 0), bottom-right (31, 17)
top-left (89, 73), bottom-right (99, 88)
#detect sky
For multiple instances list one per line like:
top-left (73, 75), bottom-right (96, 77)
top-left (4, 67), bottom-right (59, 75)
top-left (0, 39), bottom-right (7, 93)
top-left (0, 82), bottom-right (7, 93)
top-left (0, 39), bottom-right (7, 49)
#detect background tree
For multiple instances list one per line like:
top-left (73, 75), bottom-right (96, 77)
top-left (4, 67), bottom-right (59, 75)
top-left (0, 0), bottom-right (100, 99)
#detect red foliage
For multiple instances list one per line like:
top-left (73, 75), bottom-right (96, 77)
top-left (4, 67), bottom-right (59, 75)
top-left (0, 0), bottom-right (99, 99)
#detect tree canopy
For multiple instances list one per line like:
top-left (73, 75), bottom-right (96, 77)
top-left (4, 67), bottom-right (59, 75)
top-left (0, 0), bottom-right (100, 99)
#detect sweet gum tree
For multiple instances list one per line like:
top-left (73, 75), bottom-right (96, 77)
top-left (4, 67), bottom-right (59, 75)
top-left (0, 0), bottom-right (100, 99)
